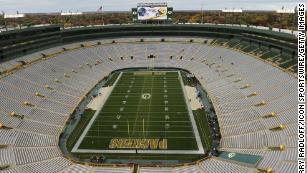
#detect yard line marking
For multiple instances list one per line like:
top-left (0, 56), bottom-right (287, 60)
top-left (84, 136), bottom-right (196, 139)
top-left (92, 120), bottom-right (192, 122)
top-left (75, 149), bottom-right (202, 154)
top-left (145, 73), bottom-right (154, 138)
top-left (99, 111), bottom-right (188, 113)
top-left (90, 125), bottom-right (193, 127)
top-left (87, 130), bottom-right (194, 133)
top-left (131, 73), bottom-right (147, 137)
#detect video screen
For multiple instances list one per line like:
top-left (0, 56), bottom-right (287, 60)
top-left (137, 6), bottom-right (167, 20)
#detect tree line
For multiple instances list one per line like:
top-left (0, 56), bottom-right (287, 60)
top-left (0, 11), bottom-right (300, 30)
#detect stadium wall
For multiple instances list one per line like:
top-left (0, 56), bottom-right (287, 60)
top-left (0, 24), bottom-right (297, 62)
top-left (0, 25), bottom-right (62, 62)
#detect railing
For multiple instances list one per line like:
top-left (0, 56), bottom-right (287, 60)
top-left (0, 23), bottom-right (298, 36)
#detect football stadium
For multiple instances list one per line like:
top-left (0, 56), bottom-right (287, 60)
top-left (0, 1), bottom-right (304, 173)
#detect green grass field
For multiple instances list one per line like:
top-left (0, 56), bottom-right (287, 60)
top-left (75, 71), bottom-right (199, 151)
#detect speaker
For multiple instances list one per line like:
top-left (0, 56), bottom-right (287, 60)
top-left (132, 8), bottom-right (138, 21)
top-left (167, 7), bottom-right (173, 20)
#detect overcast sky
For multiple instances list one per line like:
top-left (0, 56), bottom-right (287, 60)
top-left (0, 0), bottom-right (303, 13)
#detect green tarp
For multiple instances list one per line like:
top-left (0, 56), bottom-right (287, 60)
top-left (218, 151), bottom-right (262, 166)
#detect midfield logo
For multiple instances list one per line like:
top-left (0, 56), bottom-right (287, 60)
top-left (141, 93), bottom-right (151, 100)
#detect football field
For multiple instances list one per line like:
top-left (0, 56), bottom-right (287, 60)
top-left (72, 71), bottom-right (203, 154)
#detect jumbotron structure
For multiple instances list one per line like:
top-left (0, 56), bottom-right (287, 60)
top-left (0, 24), bottom-right (298, 173)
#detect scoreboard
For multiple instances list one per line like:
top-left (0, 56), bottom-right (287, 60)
top-left (132, 2), bottom-right (173, 21)
top-left (137, 6), bottom-right (168, 20)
